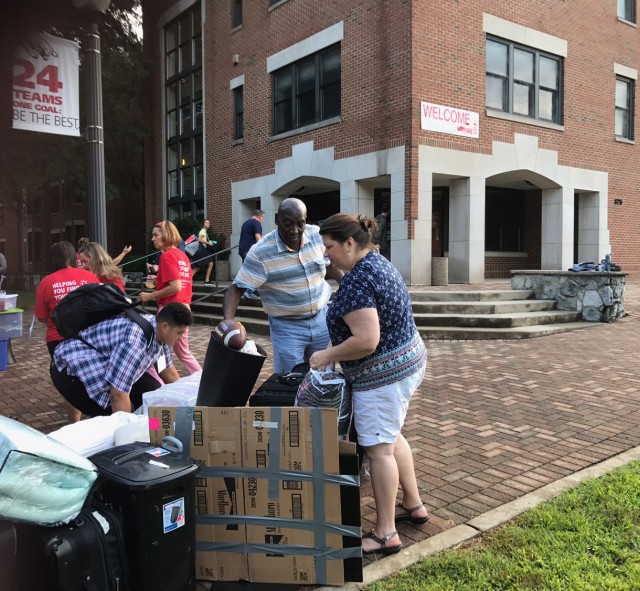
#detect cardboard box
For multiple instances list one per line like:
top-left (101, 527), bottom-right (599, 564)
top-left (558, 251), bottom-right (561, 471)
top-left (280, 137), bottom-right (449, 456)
top-left (148, 406), bottom-right (361, 586)
top-left (242, 407), bottom-right (343, 585)
top-left (149, 406), bottom-right (248, 581)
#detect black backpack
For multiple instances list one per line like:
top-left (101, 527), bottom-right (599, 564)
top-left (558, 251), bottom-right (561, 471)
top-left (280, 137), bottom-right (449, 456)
top-left (51, 283), bottom-right (153, 350)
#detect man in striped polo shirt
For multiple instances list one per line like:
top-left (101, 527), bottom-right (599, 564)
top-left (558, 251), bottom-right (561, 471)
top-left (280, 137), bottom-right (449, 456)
top-left (223, 198), bottom-right (343, 373)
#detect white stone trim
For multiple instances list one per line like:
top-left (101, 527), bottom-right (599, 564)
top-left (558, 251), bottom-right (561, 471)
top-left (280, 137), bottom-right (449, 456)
top-left (418, 133), bottom-right (609, 283)
top-left (157, 0), bottom-right (199, 29)
top-left (266, 22), bottom-right (344, 73)
top-left (230, 74), bottom-right (245, 90)
top-left (483, 14), bottom-right (568, 57)
top-left (614, 63), bottom-right (638, 80)
top-left (230, 140), bottom-right (405, 277)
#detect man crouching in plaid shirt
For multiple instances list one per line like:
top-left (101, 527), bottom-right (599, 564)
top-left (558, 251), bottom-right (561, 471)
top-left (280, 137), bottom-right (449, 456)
top-left (50, 302), bottom-right (192, 421)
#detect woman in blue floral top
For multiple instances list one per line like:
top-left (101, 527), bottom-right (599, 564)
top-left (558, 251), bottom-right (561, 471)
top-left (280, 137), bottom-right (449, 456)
top-left (310, 213), bottom-right (429, 556)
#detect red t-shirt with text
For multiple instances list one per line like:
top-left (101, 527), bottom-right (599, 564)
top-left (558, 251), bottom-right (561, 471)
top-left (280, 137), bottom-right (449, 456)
top-left (156, 247), bottom-right (193, 307)
top-left (35, 267), bottom-right (100, 342)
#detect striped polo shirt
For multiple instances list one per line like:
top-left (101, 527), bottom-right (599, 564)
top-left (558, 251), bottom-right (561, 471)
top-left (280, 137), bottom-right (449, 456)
top-left (233, 225), bottom-right (332, 319)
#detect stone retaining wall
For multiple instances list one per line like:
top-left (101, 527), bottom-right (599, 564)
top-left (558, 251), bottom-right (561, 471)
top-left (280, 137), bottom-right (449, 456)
top-left (511, 271), bottom-right (627, 322)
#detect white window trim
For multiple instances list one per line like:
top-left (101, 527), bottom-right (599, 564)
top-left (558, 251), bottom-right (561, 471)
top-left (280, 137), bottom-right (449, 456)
top-left (230, 74), bottom-right (245, 90)
top-left (483, 14), bottom-right (567, 57)
top-left (266, 21), bottom-right (343, 73)
top-left (614, 63), bottom-right (638, 80)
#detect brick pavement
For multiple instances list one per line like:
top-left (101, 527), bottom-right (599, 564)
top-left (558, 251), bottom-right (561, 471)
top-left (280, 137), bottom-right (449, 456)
top-left (2, 281), bottom-right (640, 561)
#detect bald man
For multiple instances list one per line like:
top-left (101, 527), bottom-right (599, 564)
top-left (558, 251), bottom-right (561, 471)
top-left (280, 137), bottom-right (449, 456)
top-left (223, 198), bottom-right (342, 372)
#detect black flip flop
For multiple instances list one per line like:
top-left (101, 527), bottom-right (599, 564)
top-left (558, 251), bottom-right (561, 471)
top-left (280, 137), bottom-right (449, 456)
top-left (394, 502), bottom-right (430, 525)
top-left (362, 529), bottom-right (403, 556)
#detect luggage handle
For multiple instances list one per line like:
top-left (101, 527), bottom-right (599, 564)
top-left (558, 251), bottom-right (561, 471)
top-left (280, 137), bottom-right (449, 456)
top-left (161, 435), bottom-right (183, 454)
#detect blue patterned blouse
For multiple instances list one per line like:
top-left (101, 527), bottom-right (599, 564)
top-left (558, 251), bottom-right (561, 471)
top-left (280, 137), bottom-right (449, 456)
top-left (326, 250), bottom-right (427, 391)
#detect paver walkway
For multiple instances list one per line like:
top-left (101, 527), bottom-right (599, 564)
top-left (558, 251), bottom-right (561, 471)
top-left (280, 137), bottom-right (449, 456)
top-left (2, 280), bottom-right (640, 581)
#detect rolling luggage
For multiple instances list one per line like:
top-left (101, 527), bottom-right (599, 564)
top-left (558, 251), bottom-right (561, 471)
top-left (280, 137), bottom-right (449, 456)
top-left (0, 521), bottom-right (17, 591)
top-left (248, 362), bottom-right (309, 407)
top-left (12, 499), bottom-right (127, 591)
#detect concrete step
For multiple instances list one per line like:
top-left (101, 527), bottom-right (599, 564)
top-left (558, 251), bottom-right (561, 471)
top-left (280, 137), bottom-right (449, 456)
top-left (419, 322), bottom-right (598, 341)
top-left (129, 287), bottom-right (591, 341)
top-left (409, 290), bottom-right (532, 302)
top-left (411, 299), bottom-right (556, 314)
top-left (413, 310), bottom-right (580, 328)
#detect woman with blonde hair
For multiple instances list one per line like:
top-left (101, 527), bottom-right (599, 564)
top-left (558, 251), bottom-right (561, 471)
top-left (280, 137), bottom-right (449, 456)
top-left (139, 220), bottom-right (201, 374)
top-left (78, 242), bottom-right (125, 292)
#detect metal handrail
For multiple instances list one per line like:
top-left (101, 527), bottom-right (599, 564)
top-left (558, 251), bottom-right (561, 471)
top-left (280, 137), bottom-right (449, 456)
top-left (125, 244), bottom-right (239, 305)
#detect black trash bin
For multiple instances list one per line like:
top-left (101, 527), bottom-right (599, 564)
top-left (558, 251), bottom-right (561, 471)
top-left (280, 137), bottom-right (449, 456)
top-left (196, 334), bottom-right (267, 407)
top-left (90, 442), bottom-right (199, 591)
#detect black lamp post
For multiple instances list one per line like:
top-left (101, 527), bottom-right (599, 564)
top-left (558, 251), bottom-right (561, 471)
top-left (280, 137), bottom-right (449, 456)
top-left (70, 0), bottom-right (111, 249)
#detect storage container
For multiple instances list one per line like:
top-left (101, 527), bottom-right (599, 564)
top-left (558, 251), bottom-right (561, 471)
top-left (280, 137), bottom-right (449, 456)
top-left (90, 442), bottom-right (199, 591)
top-left (0, 339), bottom-right (6, 371)
top-left (0, 309), bottom-right (23, 338)
top-left (0, 294), bottom-right (17, 311)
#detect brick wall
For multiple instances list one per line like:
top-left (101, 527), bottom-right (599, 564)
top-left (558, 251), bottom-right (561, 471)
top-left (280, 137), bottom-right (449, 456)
top-left (144, 0), bottom-right (639, 276)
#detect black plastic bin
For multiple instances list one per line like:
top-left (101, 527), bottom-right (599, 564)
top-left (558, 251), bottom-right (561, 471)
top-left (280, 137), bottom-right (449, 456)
top-left (196, 334), bottom-right (267, 407)
top-left (90, 442), bottom-right (199, 591)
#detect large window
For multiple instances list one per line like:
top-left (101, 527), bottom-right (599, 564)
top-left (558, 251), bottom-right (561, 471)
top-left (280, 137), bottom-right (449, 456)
top-left (486, 37), bottom-right (562, 124)
top-left (272, 44), bottom-right (340, 135)
top-left (615, 76), bottom-right (634, 139)
top-left (618, 0), bottom-right (636, 22)
top-left (233, 86), bottom-right (244, 140)
top-left (165, 3), bottom-right (203, 219)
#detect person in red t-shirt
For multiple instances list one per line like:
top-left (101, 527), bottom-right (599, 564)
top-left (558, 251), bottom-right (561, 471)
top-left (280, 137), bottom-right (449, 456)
top-left (35, 241), bottom-right (100, 422)
top-left (139, 221), bottom-right (202, 374)
top-left (78, 242), bottom-right (125, 293)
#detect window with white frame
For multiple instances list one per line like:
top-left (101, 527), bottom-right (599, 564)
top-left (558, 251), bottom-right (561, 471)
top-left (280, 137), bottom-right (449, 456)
top-left (618, 0), bottom-right (636, 22)
top-left (165, 3), bottom-right (203, 221)
top-left (615, 76), bottom-right (634, 139)
top-left (486, 37), bottom-right (562, 124)
top-left (272, 43), bottom-right (340, 135)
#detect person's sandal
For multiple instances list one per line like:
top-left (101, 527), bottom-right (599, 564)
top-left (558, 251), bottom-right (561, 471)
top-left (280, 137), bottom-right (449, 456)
top-left (362, 529), bottom-right (403, 555)
top-left (395, 502), bottom-right (430, 525)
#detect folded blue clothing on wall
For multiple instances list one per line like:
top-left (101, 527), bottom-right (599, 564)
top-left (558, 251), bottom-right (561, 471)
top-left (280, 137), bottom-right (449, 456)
top-left (570, 262), bottom-right (597, 272)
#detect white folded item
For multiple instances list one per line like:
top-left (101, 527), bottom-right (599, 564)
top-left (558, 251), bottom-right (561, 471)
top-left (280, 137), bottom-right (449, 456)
top-left (114, 418), bottom-right (150, 446)
top-left (239, 339), bottom-right (260, 355)
top-left (48, 411), bottom-right (146, 457)
top-left (140, 371), bottom-right (201, 416)
top-left (0, 416), bottom-right (97, 526)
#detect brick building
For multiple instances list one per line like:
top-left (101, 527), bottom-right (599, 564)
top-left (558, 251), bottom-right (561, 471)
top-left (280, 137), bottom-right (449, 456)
top-left (142, 0), bottom-right (638, 283)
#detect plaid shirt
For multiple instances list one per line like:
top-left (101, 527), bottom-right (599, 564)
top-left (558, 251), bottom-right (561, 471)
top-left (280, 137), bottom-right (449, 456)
top-left (233, 225), bottom-right (331, 318)
top-left (53, 314), bottom-right (172, 409)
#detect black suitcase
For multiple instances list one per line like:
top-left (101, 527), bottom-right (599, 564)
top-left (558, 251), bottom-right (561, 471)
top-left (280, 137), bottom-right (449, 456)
top-left (0, 521), bottom-right (17, 591)
top-left (13, 499), bottom-right (127, 591)
top-left (249, 362), bottom-right (309, 407)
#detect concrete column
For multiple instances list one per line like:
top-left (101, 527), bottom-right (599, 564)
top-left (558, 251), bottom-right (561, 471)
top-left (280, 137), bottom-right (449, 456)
top-left (448, 177), bottom-right (485, 283)
top-left (340, 180), bottom-right (358, 215)
top-left (541, 187), bottom-right (574, 270)
top-left (403, 170), bottom-right (432, 284)
top-left (577, 190), bottom-right (610, 264)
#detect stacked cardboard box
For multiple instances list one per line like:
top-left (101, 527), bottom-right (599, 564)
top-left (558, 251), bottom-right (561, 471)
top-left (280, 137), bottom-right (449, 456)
top-left (148, 406), bottom-right (361, 586)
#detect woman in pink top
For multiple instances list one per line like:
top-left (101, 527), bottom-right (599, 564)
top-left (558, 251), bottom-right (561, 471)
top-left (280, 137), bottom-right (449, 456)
top-left (77, 242), bottom-right (125, 292)
top-left (139, 221), bottom-right (201, 374)
top-left (35, 241), bottom-right (100, 422)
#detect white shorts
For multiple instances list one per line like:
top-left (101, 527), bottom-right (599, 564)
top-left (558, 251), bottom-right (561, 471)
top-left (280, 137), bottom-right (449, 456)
top-left (353, 363), bottom-right (426, 447)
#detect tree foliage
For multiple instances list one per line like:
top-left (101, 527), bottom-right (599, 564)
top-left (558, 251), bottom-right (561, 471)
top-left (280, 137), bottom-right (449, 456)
top-left (0, 0), bottom-right (147, 209)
